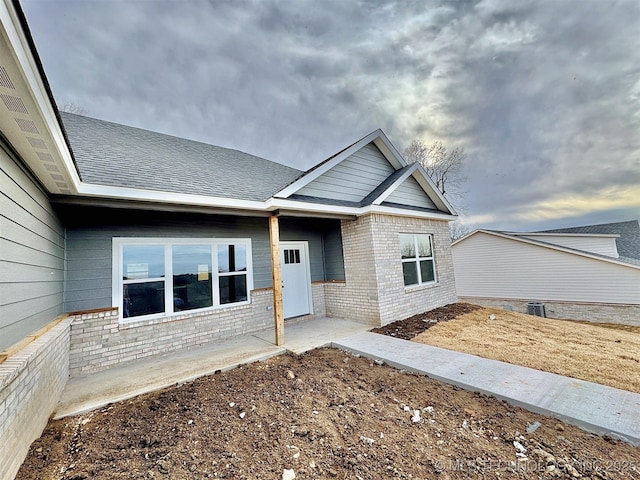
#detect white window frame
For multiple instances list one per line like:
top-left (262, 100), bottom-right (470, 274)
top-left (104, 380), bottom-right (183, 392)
top-left (112, 237), bottom-right (253, 323)
top-left (400, 233), bottom-right (437, 288)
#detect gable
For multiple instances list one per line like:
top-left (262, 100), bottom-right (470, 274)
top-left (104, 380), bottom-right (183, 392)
top-left (295, 142), bottom-right (395, 202)
top-left (384, 174), bottom-right (437, 210)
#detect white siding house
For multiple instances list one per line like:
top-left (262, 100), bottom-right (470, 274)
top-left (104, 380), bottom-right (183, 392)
top-left (452, 229), bottom-right (640, 324)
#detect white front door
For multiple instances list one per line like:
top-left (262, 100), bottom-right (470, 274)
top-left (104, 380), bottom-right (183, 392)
top-left (280, 242), bottom-right (312, 319)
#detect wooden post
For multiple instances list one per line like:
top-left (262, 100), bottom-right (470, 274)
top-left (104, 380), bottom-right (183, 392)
top-left (269, 213), bottom-right (284, 346)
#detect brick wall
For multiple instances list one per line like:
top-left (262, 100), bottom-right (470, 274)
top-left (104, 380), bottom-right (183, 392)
top-left (325, 214), bottom-right (457, 326)
top-left (68, 290), bottom-right (275, 376)
top-left (460, 297), bottom-right (640, 326)
top-left (68, 285), bottom-right (330, 377)
top-left (0, 317), bottom-right (72, 480)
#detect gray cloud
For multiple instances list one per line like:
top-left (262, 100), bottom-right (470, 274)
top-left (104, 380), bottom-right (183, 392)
top-left (22, 0), bottom-right (640, 230)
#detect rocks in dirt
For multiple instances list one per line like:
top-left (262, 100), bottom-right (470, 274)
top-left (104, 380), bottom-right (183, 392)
top-left (282, 468), bottom-right (296, 480)
top-left (526, 421), bottom-right (541, 433)
top-left (360, 435), bottom-right (375, 445)
top-left (239, 412), bottom-right (246, 419)
top-left (423, 406), bottom-right (435, 414)
top-left (555, 423), bottom-right (565, 431)
top-left (156, 459), bottom-right (170, 474)
top-left (513, 440), bottom-right (527, 458)
top-left (411, 410), bottom-right (421, 423)
top-left (287, 370), bottom-right (295, 379)
top-left (489, 314), bottom-right (496, 320)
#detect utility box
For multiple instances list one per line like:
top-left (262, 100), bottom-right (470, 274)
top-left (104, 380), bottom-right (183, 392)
top-left (527, 302), bottom-right (546, 317)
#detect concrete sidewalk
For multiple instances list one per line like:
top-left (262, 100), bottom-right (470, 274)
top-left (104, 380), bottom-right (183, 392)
top-left (55, 317), bottom-right (370, 419)
top-left (333, 332), bottom-right (640, 446)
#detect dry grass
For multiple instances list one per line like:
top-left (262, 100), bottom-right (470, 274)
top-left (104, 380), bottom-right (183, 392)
top-left (413, 308), bottom-right (640, 394)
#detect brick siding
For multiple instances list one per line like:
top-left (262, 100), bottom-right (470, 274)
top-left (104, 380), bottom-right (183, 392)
top-left (325, 213), bottom-right (458, 326)
top-left (460, 297), bottom-right (640, 326)
top-left (0, 317), bottom-right (71, 480)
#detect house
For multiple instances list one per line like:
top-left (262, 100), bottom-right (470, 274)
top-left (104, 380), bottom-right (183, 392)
top-left (0, 2), bottom-right (457, 476)
top-left (451, 221), bottom-right (640, 324)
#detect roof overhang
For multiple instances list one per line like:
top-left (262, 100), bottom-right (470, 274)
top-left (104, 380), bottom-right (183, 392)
top-left (2, 1), bottom-right (456, 223)
top-left (0, 0), bottom-right (79, 194)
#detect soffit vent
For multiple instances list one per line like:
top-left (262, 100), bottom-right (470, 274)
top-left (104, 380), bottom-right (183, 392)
top-left (0, 66), bottom-right (15, 89)
top-left (44, 163), bottom-right (59, 172)
top-left (1, 94), bottom-right (28, 114)
top-left (27, 137), bottom-right (47, 149)
top-left (15, 117), bottom-right (39, 134)
top-left (36, 151), bottom-right (53, 162)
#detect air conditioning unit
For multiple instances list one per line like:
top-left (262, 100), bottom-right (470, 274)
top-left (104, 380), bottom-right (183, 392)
top-left (527, 302), bottom-right (546, 317)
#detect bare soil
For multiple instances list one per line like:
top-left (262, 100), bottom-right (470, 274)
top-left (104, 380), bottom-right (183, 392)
top-left (412, 307), bottom-right (640, 394)
top-left (17, 304), bottom-right (640, 479)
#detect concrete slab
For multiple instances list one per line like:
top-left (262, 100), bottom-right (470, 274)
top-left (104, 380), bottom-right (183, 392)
top-left (333, 332), bottom-right (640, 446)
top-left (55, 317), bottom-right (370, 419)
top-left (254, 317), bottom-right (371, 354)
top-left (55, 335), bottom-right (284, 419)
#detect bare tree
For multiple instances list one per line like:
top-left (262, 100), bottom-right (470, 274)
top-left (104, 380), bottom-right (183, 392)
top-left (449, 221), bottom-right (471, 242)
top-left (403, 139), bottom-right (467, 208)
top-left (57, 100), bottom-right (88, 115)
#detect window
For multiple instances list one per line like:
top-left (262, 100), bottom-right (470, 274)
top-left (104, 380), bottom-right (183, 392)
top-left (114, 238), bottom-right (252, 321)
top-left (399, 234), bottom-right (436, 287)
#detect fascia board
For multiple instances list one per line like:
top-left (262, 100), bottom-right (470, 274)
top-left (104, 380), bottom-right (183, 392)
top-left (371, 132), bottom-right (407, 170)
top-left (0, 0), bottom-right (81, 190)
top-left (362, 204), bottom-right (457, 221)
top-left (412, 162), bottom-right (456, 215)
top-left (481, 230), bottom-right (640, 270)
top-left (451, 229), bottom-right (481, 246)
top-left (274, 128), bottom-right (406, 199)
top-left (512, 232), bottom-right (620, 239)
top-left (371, 164), bottom-right (418, 205)
top-left (76, 183), bottom-right (268, 211)
top-left (75, 182), bottom-right (459, 221)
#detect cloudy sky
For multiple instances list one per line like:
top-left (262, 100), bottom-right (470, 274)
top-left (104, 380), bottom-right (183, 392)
top-left (21, 0), bottom-right (640, 231)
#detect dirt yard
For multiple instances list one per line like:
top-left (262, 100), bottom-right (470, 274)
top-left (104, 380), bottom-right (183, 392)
top-left (410, 307), bottom-right (640, 394)
top-left (17, 304), bottom-right (640, 479)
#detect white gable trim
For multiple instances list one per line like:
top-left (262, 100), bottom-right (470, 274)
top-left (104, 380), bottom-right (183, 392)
top-left (411, 163), bottom-right (456, 214)
top-left (274, 129), bottom-right (406, 199)
top-left (371, 164), bottom-right (419, 205)
top-left (454, 230), bottom-right (640, 270)
top-left (370, 163), bottom-right (456, 215)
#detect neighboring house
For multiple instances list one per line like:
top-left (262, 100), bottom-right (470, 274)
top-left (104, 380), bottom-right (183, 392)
top-left (0, 3), bottom-right (457, 476)
top-left (451, 221), bottom-right (640, 324)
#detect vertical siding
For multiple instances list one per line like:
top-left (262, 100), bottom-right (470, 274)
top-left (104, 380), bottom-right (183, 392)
top-left (452, 233), bottom-right (640, 304)
top-left (62, 207), bottom-right (345, 312)
top-left (385, 175), bottom-right (437, 209)
top-left (296, 143), bottom-right (395, 202)
top-left (0, 142), bottom-right (64, 351)
top-left (519, 234), bottom-right (619, 258)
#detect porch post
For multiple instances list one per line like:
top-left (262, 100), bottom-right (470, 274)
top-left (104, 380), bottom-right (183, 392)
top-left (269, 213), bottom-right (284, 346)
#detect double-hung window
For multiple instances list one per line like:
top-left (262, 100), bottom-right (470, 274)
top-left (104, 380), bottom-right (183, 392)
top-left (399, 233), bottom-right (436, 287)
top-left (114, 238), bottom-right (252, 321)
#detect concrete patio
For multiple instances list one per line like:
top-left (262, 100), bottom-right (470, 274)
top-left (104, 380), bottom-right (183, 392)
top-left (54, 317), bottom-right (370, 419)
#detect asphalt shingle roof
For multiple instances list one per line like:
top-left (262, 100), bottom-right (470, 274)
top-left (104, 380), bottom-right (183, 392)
top-left (538, 220), bottom-right (640, 260)
top-left (61, 112), bottom-right (303, 202)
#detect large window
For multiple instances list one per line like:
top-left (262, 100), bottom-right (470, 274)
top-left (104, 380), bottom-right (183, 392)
top-left (114, 238), bottom-right (252, 321)
top-left (399, 234), bottom-right (436, 287)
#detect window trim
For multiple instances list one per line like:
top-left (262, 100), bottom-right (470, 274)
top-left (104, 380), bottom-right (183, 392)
top-left (399, 233), bottom-right (437, 288)
top-left (112, 237), bottom-right (254, 323)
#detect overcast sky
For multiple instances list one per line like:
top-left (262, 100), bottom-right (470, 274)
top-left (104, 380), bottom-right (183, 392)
top-left (21, 0), bottom-right (640, 231)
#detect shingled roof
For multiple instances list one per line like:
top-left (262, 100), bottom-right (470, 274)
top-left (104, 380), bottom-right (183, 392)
top-left (539, 220), bottom-right (640, 260)
top-left (61, 112), bottom-right (303, 202)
